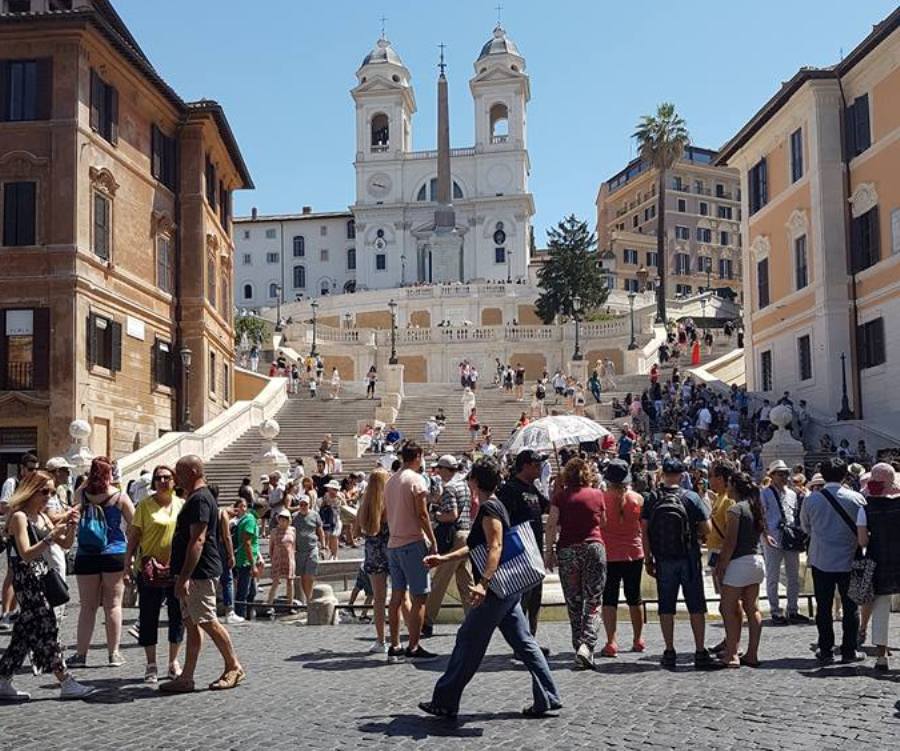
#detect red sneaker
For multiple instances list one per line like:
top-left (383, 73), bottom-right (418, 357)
top-left (600, 643), bottom-right (618, 658)
top-left (631, 639), bottom-right (646, 653)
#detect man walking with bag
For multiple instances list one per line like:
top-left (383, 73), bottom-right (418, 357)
top-left (800, 458), bottom-right (866, 664)
top-left (760, 460), bottom-right (809, 625)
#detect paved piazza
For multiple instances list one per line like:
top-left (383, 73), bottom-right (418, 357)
top-left (2, 590), bottom-right (900, 750)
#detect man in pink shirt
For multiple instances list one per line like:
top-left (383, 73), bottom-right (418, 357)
top-left (385, 442), bottom-right (438, 663)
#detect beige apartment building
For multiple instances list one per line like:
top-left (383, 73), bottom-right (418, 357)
top-left (716, 8), bottom-right (899, 436)
top-left (596, 146), bottom-right (743, 299)
top-left (0, 0), bottom-right (252, 471)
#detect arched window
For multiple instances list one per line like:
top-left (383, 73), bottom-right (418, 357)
top-left (343, 279), bottom-right (357, 293)
top-left (242, 283), bottom-right (253, 300)
top-left (292, 235), bottom-right (305, 257)
top-left (292, 265), bottom-right (306, 289)
top-left (320, 282), bottom-right (330, 295)
top-left (371, 113), bottom-right (389, 150)
top-left (346, 219), bottom-right (356, 239)
top-left (268, 282), bottom-right (279, 299)
top-left (416, 179), bottom-right (464, 202)
top-left (490, 103), bottom-right (509, 143)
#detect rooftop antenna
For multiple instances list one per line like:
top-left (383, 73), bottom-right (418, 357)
top-left (839, 46), bottom-right (844, 60)
top-left (496, 4), bottom-right (503, 25)
top-left (379, 14), bottom-right (388, 39)
top-left (438, 42), bottom-right (447, 76)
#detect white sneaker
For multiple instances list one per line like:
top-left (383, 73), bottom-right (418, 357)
top-left (576, 643), bottom-right (595, 669)
top-left (0, 678), bottom-right (30, 702)
top-left (224, 611), bottom-right (246, 625)
top-left (144, 663), bottom-right (158, 684)
top-left (108, 651), bottom-right (126, 667)
top-left (59, 676), bottom-right (94, 700)
top-left (368, 640), bottom-right (388, 654)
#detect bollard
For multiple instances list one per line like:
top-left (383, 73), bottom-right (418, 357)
top-left (307, 583), bottom-right (338, 626)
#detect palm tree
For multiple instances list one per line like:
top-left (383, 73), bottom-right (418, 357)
top-left (633, 103), bottom-right (689, 324)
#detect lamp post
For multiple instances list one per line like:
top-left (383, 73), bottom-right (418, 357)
top-left (700, 294), bottom-right (707, 335)
top-left (275, 284), bottom-right (283, 330)
top-left (507, 249), bottom-right (514, 284)
top-left (310, 299), bottom-right (319, 357)
top-left (572, 294), bottom-right (583, 361)
top-left (400, 254), bottom-right (407, 286)
top-left (388, 298), bottom-right (398, 365)
top-left (627, 291), bottom-right (638, 350)
top-left (179, 345), bottom-right (194, 432)
top-left (837, 352), bottom-right (854, 420)
top-left (705, 261), bottom-right (712, 292)
top-left (343, 312), bottom-right (352, 329)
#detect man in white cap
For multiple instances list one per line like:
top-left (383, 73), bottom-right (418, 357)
top-left (760, 459), bottom-right (808, 625)
top-left (45, 457), bottom-right (74, 509)
top-left (422, 455), bottom-right (474, 638)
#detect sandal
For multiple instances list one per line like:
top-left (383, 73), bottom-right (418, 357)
top-left (418, 701), bottom-right (457, 719)
top-left (209, 667), bottom-right (246, 691)
top-left (599, 643), bottom-right (618, 658)
top-left (739, 656), bottom-right (761, 668)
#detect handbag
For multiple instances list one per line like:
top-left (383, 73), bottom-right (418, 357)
top-left (770, 488), bottom-right (808, 552)
top-left (140, 556), bottom-right (174, 589)
top-left (469, 521), bottom-right (545, 599)
top-left (821, 488), bottom-right (876, 605)
top-left (26, 522), bottom-right (70, 607)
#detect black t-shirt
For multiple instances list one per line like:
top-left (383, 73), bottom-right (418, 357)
top-left (514, 368), bottom-right (525, 385)
top-left (466, 497), bottom-right (510, 583)
top-left (312, 473), bottom-right (333, 497)
top-left (496, 476), bottom-right (549, 552)
top-left (170, 486), bottom-right (222, 580)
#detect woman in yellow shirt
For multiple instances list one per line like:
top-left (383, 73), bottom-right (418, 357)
top-left (707, 461), bottom-right (736, 653)
top-left (124, 465), bottom-right (184, 684)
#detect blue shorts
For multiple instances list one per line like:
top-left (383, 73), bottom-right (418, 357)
top-left (387, 540), bottom-right (431, 597)
top-left (656, 555), bottom-right (707, 615)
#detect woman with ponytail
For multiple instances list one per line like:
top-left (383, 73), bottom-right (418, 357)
top-left (714, 472), bottom-right (768, 667)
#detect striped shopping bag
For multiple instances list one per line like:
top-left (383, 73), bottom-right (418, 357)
top-left (469, 522), bottom-right (546, 598)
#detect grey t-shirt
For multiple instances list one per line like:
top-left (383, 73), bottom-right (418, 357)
top-left (292, 510), bottom-right (322, 552)
top-left (729, 500), bottom-right (760, 559)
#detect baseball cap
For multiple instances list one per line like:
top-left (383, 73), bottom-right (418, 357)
top-left (277, 508), bottom-right (291, 518)
top-left (603, 459), bottom-right (631, 485)
top-left (662, 457), bottom-right (686, 475)
top-left (45, 457), bottom-right (71, 471)
top-left (514, 449), bottom-right (549, 470)
top-left (436, 455), bottom-right (459, 470)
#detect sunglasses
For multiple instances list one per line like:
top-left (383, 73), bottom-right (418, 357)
top-left (38, 487), bottom-right (53, 496)
top-left (155, 475), bottom-right (174, 482)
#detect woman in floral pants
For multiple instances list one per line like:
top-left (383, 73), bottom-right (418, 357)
top-left (544, 458), bottom-right (607, 670)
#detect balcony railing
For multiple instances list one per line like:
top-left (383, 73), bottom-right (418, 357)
top-left (5, 362), bottom-right (33, 390)
top-left (370, 144), bottom-right (389, 153)
top-left (671, 184), bottom-right (690, 193)
top-left (491, 134), bottom-right (508, 144)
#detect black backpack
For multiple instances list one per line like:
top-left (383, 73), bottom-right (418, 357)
top-left (648, 486), bottom-right (692, 560)
top-left (536, 383), bottom-right (546, 399)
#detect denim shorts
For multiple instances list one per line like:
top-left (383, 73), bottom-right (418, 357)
top-left (387, 540), bottom-right (431, 596)
top-left (656, 555), bottom-right (707, 615)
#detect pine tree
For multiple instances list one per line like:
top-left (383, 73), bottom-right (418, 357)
top-left (534, 215), bottom-right (608, 324)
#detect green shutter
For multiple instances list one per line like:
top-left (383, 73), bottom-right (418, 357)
top-left (110, 320), bottom-right (122, 372)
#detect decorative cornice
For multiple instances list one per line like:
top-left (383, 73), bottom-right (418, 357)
top-left (849, 182), bottom-right (878, 218)
top-left (0, 150), bottom-right (49, 177)
top-left (785, 208), bottom-right (808, 238)
top-left (151, 209), bottom-right (176, 236)
top-left (89, 166), bottom-right (119, 196)
top-left (750, 234), bottom-right (771, 260)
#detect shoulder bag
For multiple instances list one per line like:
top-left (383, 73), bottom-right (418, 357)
top-left (469, 521), bottom-right (545, 599)
top-left (770, 487), bottom-right (808, 552)
top-left (26, 521), bottom-right (70, 608)
top-left (821, 488), bottom-right (875, 605)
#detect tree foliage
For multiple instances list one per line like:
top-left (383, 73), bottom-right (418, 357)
top-left (534, 215), bottom-right (609, 324)
top-left (233, 314), bottom-right (269, 347)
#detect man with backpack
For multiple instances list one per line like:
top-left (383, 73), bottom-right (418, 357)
top-left (641, 458), bottom-right (721, 670)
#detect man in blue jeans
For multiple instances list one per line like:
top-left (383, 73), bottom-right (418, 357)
top-left (641, 458), bottom-right (721, 670)
top-left (384, 442), bottom-right (439, 662)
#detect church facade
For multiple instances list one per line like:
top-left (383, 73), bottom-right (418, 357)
top-left (234, 25), bottom-right (535, 306)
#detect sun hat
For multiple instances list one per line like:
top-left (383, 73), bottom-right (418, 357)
top-left (324, 479), bottom-right (341, 490)
top-left (863, 463), bottom-right (900, 498)
top-left (768, 459), bottom-right (790, 474)
top-left (436, 455), bottom-right (459, 470)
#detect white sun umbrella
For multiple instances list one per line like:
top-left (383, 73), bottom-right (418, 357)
top-left (503, 415), bottom-right (610, 455)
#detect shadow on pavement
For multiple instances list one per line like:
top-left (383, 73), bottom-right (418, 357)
top-left (358, 714), bottom-right (483, 740)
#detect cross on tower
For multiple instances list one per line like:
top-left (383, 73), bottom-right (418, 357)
top-left (438, 43), bottom-right (447, 75)
top-left (379, 14), bottom-right (387, 39)
top-left (495, 4), bottom-right (503, 24)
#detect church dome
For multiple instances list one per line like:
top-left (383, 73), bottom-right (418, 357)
top-left (361, 37), bottom-right (404, 67)
top-left (478, 24), bottom-right (521, 60)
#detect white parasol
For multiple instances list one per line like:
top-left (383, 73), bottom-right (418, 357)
top-left (503, 415), bottom-right (610, 455)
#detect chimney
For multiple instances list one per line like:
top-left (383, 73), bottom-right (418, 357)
top-left (302, 206), bottom-right (312, 215)
top-left (251, 207), bottom-right (258, 220)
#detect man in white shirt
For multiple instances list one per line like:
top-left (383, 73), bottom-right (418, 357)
top-left (696, 404), bottom-right (712, 441)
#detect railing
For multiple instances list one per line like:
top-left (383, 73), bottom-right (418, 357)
top-left (406, 147), bottom-right (477, 160)
top-left (5, 362), bottom-right (33, 390)
top-left (716, 190), bottom-right (733, 200)
top-left (371, 144), bottom-right (389, 153)
top-left (506, 325), bottom-right (557, 341)
top-left (671, 184), bottom-right (690, 193)
top-left (695, 187), bottom-right (712, 196)
top-left (316, 327), bottom-right (363, 344)
top-left (437, 326), bottom-right (497, 342)
top-left (405, 286), bottom-right (435, 298)
top-left (491, 134), bottom-right (508, 144)
top-left (481, 284), bottom-right (508, 296)
top-left (580, 318), bottom-right (629, 338)
top-left (438, 284), bottom-right (471, 297)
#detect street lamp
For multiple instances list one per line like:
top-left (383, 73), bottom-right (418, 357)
top-left (275, 284), bottom-right (283, 330)
top-left (627, 291), bottom-right (638, 350)
top-left (636, 265), bottom-right (649, 294)
top-left (507, 249), bottom-right (514, 284)
top-left (343, 312), bottom-right (352, 329)
top-left (705, 260), bottom-right (712, 292)
top-left (179, 345), bottom-right (194, 432)
top-left (400, 254), bottom-right (407, 286)
top-left (837, 352), bottom-right (854, 420)
top-left (572, 294), bottom-right (583, 361)
top-left (700, 294), bottom-right (708, 335)
top-left (310, 299), bottom-right (319, 357)
top-left (388, 298), bottom-right (398, 365)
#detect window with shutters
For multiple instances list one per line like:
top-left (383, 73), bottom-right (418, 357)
top-left (623, 248), bottom-right (638, 265)
top-left (850, 206), bottom-right (880, 273)
top-left (293, 236), bottom-right (305, 257)
top-left (220, 274), bottom-right (230, 321)
top-left (494, 247), bottom-right (506, 263)
top-left (845, 94), bottom-right (871, 158)
top-left (749, 158), bottom-right (767, 215)
top-left (676, 198), bottom-right (686, 213)
top-left (717, 206), bottom-right (732, 219)
top-left (205, 155), bottom-right (217, 209)
top-left (151, 125), bottom-right (176, 190)
top-left (223, 362), bottom-right (231, 403)
top-left (347, 248), bottom-right (356, 270)
top-left (86, 312), bottom-right (122, 372)
top-left (790, 128), bottom-right (803, 182)
top-left (156, 235), bottom-right (173, 294)
top-left (760, 350), bottom-right (773, 392)
top-left (152, 339), bottom-right (175, 388)
top-left (375, 253), bottom-right (386, 271)
top-left (206, 255), bottom-right (216, 307)
top-left (319, 248), bottom-right (329, 262)
top-left (346, 220), bottom-right (355, 239)
top-left (293, 265), bottom-right (306, 288)
top-left (858, 317), bottom-right (886, 370)
top-left (794, 235), bottom-right (808, 290)
top-left (720, 231), bottom-right (729, 246)
top-left (797, 335), bottom-right (812, 381)
top-left (0, 308), bottom-right (49, 391)
top-left (92, 192), bottom-right (111, 261)
top-left (675, 253), bottom-right (691, 275)
top-left (675, 226), bottom-right (690, 241)
top-left (757, 258), bottom-right (770, 309)
top-left (2, 181), bottom-right (36, 246)
top-left (1, 59), bottom-right (52, 122)
top-left (699, 202), bottom-right (709, 217)
top-left (208, 349), bottom-right (216, 394)
top-left (242, 283), bottom-right (253, 300)
top-left (89, 69), bottom-right (118, 145)
top-left (718, 258), bottom-right (733, 280)
top-left (646, 251), bottom-right (658, 267)
top-left (266, 252), bottom-right (279, 264)
top-left (696, 227), bottom-right (712, 243)
top-left (219, 181), bottom-right (231, 228)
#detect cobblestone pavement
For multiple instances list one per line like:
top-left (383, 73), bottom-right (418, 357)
top-left (2, 592), bottom-right (900, 751)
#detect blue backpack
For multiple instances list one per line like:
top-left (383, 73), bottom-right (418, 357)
top-left (78, 503), bottom-right (108, 554)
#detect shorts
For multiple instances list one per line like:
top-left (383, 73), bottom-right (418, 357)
top-left (722, 554), bottom-right (765, 588)
top-left (179, 578), bottom-right (218, 625)
top-left (354, 567), bottom-right (373, 596)
top-left (602, 559), bottom-right (644, 607)
top-left (364, 534), bottom-right (389, 575)
top-left (656, 555), bottom-right (707, 615)
top-left (73, 553), bottom-right (125, 575)
top-left (295, 549), bottom-right (319, 577)
top-left (387, 540), bottom-right (431, 596)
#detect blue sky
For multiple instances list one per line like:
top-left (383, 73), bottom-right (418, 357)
top-left (116, 0), bottom-right (896, 244)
